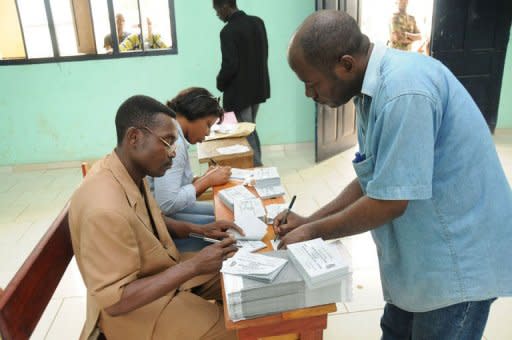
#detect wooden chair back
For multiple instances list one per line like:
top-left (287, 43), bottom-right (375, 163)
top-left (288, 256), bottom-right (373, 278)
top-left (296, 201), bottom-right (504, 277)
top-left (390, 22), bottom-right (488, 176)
top-left (0, 202), bottom-right (73, 340)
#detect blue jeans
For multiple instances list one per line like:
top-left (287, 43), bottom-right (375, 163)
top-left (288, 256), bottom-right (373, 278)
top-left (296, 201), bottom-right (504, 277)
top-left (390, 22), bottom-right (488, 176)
top-left (171, 201), bottom-right (215, 252)
top-left (381, 299), bottom-right (496, 340)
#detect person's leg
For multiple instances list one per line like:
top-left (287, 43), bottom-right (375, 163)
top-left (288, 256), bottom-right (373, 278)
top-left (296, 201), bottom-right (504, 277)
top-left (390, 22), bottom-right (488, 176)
top-left (171, 202), bottom-right (216, 252)
top-left (411, 298), bottom-right (496, 340)
top-left (192, 275), bottom-right (237, 339)
top-left (179, 201), bottom-right (215, 217)
top-left (237, 105), bottom-right (262, 167)
top-left (380, 303), bottom-right (413, 340)
top-left (250, 104), bottom-right (262, 166)
top-left (200, 308), bottom-right (237, 340)
top-left (153, 290), bottom-right (236, 340)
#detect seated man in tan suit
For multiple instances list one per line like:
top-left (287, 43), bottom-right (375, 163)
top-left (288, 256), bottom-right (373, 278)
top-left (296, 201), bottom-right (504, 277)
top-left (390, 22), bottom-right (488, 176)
top-left (69, 95), bottom-right (240, 340)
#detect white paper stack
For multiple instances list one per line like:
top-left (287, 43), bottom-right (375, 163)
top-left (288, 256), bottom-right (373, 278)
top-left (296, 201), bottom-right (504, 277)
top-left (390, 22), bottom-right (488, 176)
top-left (218, 185), bottom-right (256, 211)
top-left (230, 215), bottom-right (268, 240)
top-left (250, 167), bottom-right (285, 199)
top-left (255, 185), bottom-right (286, 199)
top-left (234, 198), bottom-right (266, 222)
top-left (287, 238), bottom-right (352, 288)
top-left (223, 250), bottom-right (352, 321)
top-left (265, 203), bottom-right (288, 224)
top-left (252, 167), bottom-right (281, 187)
top-left (221, 251), bottom-right (288, 283)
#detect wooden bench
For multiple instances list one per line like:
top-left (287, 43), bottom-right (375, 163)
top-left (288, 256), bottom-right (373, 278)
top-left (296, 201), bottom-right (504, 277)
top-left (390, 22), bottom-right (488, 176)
top-left (0, 203), bottom-right (73, 340)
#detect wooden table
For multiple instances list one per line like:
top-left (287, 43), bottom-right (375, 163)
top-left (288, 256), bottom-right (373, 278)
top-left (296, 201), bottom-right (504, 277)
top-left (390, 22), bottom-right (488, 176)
top-left (213, 181), bottom-right (337, 340)
top-left (197, 137), bottom-right (254, 168)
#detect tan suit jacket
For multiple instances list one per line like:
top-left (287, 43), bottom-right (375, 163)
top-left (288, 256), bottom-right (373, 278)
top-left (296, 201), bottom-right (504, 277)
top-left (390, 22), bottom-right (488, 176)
top-left (69, 152), bottom-right (220, 340)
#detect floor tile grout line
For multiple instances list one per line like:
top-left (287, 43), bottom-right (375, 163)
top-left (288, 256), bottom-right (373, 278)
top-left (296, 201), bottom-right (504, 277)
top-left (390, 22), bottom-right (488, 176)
top-left (42, 298), bottom-right (64, 340)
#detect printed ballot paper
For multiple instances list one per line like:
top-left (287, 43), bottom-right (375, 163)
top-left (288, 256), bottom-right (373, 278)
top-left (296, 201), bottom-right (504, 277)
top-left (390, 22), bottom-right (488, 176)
top-left (221, 251), bottom-right (288, 283)
top-left (230, 215), bottom-right (268, 240)
top-left (237, 240), bottom-right (267, 253)
top-left (287, 238), bottom-right (352, 288)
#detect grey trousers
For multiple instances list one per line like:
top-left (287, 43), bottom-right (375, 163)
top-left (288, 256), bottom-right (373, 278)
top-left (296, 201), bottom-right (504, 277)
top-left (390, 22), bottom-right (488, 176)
top-left (237, 104), bottom-right (262, 166)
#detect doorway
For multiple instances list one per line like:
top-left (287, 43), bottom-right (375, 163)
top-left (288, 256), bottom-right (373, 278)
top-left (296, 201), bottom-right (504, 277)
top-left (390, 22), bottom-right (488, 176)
top-left (360, 0), bottom-right (434, 55)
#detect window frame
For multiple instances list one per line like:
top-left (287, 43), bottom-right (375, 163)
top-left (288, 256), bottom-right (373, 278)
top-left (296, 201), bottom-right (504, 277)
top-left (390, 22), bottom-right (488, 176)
top-left (0, 0), bottom-right (178, 66)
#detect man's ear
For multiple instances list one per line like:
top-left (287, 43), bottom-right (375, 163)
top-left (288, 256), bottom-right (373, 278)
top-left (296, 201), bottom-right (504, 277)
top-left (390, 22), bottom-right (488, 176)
top-left (125, 127), bottom-right (141, 149)
top-left (334, 55), bottom-right (355, 78)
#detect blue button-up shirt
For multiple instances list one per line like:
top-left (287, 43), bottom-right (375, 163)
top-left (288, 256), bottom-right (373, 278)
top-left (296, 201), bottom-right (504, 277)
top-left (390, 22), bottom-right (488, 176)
top-left (148, 121), bottom-right (196, 215)
top-left (353, 44), bottom-right (512, 312)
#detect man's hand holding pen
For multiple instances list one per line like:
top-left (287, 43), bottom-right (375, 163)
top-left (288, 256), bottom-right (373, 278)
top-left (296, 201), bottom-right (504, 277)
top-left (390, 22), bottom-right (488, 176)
top-left (273, 205), bottom-right (314, 249)
top-left (189, 238), bottom-right (240, 274)
top-left (205, 165), bottom-right (232, 186)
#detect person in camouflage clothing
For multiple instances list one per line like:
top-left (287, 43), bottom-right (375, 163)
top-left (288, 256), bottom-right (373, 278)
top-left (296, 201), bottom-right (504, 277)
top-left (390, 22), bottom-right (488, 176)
top-left (389, 0), bottom-right (421, 51)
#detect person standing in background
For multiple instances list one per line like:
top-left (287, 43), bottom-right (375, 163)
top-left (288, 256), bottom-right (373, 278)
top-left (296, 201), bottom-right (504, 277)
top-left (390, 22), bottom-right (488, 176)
top-left (213, 0), bottom-right (270, 166)
top-left (389, 0), bottom-right (421, 51)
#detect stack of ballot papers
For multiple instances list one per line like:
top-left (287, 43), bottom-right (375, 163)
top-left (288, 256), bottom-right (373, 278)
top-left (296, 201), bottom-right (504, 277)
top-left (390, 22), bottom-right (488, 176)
top-left (218, 185), bottom-right (256, 211)
top-left (223, 250), bottom-right (352, 321)
top-left (287, 238), bottom-right (352, 288)
top-left (255, 185), bottom-right (286, 199)
top-left (221, 251), bottom-right (288, 283)
top-left (251, 167), bottom-right (285, 199)
top-left (234, 198), bottom-right (266, 222)
top-left (230, 215), bottom-right (268, 240)
top-left (265, 203), bottom-right (288, 224)
top-left (252, 167), bottom-right (281, 187)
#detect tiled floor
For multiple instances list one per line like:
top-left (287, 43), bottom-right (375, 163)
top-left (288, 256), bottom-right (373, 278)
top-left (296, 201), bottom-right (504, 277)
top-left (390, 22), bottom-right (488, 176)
top-left (1, 129), bottom-right (511, 339)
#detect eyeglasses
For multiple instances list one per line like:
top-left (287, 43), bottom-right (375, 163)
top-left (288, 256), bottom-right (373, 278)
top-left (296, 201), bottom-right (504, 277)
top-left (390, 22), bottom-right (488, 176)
top-left (140, 126), bottom-right (177, 153)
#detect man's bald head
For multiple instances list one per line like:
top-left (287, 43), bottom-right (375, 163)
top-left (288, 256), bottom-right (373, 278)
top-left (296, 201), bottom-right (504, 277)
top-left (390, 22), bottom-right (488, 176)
top-left (289, 10), bottom-right (369, 74)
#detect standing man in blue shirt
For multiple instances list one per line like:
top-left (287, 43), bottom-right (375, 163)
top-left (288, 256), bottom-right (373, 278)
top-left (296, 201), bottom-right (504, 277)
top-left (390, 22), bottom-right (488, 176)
top-left (213, 0), bottom-right (270, 167)
top-left (275, 10), bottom-right (512, 339)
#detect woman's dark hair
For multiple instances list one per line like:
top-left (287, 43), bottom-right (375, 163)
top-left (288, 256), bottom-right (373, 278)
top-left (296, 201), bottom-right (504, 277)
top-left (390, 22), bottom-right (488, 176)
top-left (166, 87), bottom-right (224, 123)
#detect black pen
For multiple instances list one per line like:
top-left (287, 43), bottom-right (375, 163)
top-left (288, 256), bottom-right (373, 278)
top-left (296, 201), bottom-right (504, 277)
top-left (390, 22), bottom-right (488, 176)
top-left (189, 233), bottom-right (242, 247)
top-left (274, 195), bottom-right (297, 242)
top-left (210, 158), bottom-right (218, 166)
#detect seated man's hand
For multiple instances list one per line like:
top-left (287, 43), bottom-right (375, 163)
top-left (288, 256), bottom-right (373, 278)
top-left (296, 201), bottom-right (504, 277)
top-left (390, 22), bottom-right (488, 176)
top-left (191, 238), bottom-right (239, 274)
top-left (272, 211), bottom-right (308, 238)
top-left (206, 166), bottom-right (231, 186)
top-left (277, 224), bottom-right (315, 250)
top-left (202, 220), bottom-right (245, 239)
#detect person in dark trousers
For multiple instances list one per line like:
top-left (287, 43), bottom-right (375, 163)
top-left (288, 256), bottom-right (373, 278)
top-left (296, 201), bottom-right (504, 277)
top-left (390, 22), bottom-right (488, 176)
top-left (213, 0), bottom-right (270, 167)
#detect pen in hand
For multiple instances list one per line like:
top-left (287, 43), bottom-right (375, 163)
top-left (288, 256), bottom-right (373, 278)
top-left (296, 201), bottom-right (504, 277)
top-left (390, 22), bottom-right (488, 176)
top-left (189, 232), bottom-right (242, 248)
top-left (274, 195), bottom-right (297, 242)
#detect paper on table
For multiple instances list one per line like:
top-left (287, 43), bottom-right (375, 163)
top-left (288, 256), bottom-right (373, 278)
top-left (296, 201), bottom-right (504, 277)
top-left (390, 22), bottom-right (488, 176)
top-left (230, 168), bottom-right (254, 181)
top-left (231, 215), bottom-right (268, 240)
top-left (211, 123), bottom-right (236, 134)
top-left (237, 240), bottom-right (267, 253)
top-left (217, 144), bottom-right (250, 155)
top-left (206, 122), bottom-right (256, 141)
top-left (270, 239), bottom-right (280, 250)
top-left (221, 251), bottom-right (288, 276)
top-left (265, 203), bottom-right (288, 224)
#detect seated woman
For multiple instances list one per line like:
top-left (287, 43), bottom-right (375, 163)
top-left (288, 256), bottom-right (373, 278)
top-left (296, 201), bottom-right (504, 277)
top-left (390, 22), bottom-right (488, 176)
top-left (149, 87), bottom-right (232, 251)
